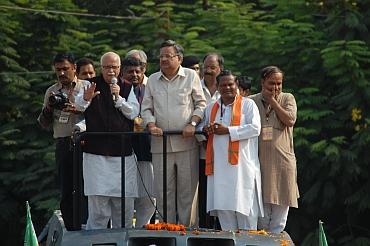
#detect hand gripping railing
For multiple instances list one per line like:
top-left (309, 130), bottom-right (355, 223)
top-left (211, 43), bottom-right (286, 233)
top-left (72, 130), bottom-right (203, 230)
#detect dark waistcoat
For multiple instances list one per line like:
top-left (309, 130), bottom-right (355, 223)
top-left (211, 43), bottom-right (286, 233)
top-left (83, 75), bottom-right (133, 156)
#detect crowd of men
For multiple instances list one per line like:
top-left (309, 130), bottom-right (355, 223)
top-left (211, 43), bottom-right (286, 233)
top-left (38, 40), bottom-right (299, 234)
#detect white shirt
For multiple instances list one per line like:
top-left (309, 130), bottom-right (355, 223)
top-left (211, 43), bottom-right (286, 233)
top-left (198, 97), bottom-right (264, 216)
top-left (198, 79), bottom-right (221, 159)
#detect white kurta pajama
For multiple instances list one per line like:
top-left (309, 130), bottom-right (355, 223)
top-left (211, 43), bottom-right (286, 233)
top-left (199, 97), bottom-right (264, 230)
top-left (75, 86), bottom-right (140, 229)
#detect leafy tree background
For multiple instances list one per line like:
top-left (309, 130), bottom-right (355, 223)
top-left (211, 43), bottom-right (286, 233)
top-left (1, 0), bottom-right (370, 245)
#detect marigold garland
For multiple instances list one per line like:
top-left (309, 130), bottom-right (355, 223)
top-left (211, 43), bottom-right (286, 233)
top-left (280, 239), bottom-right (290, 246)
top-left (145, 223), bottom-right (186, 233)
top-left (247, 229), bottom-right (268, 235)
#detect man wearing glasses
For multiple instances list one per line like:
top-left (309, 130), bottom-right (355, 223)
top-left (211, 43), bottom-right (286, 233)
top-left (75, 52), bottom-right (139, 229)
top-left (38, 53), bottom-right (90, 230)
top-left (141, 40), bottom-right (206, 226)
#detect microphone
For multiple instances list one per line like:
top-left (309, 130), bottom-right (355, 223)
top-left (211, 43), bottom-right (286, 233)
top-left (111, 77), bottom-right (118, 101)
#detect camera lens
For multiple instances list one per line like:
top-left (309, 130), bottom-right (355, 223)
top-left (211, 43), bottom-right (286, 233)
top-left (49, 95), bottom-right (61, 106)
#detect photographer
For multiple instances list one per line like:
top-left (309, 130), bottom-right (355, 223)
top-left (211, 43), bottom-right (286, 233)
top-left (38, 53), bottom-right (90, 231)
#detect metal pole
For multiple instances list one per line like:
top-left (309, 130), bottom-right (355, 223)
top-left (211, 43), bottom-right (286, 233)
top-left (72, 133), bottom-right (82, 230)
top-left (162, 134), bottom-right (167, 223)
top-left (121, 135), bottom-right (126, 228)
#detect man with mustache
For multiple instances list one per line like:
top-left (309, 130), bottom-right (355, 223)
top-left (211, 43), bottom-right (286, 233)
top-left (199, 70), bottom-right (263, 231)
top-left (198, 53), bottom-right (223, 228)
top-left (75, 52), bottom-right (139, 229)
top-left (38, 53), bottom-right (90, 230)
top-left (121, 55), bottom-right (156, 227)
top-left (76, 58), bottom-right (96, 80)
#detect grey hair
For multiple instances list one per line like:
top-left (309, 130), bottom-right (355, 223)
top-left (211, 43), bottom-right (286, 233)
top-left (126, 49), bottom-right (147, 63)
top-left (160, 40), bottom-right (184, 58)
top-left (100, 52), bottom-right (121, 66)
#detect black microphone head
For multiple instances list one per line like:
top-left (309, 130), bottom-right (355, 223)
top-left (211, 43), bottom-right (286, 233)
top-left (111, 77), bottom-right (118, 84)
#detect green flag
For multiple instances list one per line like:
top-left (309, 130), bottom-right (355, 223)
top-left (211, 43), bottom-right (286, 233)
top-left (24, 201), bottom-right (38, 246)
top-left (319, 220), bottom-right (328, 246)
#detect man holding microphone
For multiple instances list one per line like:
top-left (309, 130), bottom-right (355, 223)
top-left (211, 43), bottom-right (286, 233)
top-left (75, 51), bottom-right (139, 229)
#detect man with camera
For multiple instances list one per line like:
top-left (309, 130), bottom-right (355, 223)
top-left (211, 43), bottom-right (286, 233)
top-left (38, 53), bottom-right (90, 231)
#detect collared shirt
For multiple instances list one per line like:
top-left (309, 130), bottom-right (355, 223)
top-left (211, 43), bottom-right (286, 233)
top-left (201, 79), bottom-right (221, 105)
top-left (38, 77), bottom-right (90, 138)
top-left (198, 79), bottom-right (221, 159)
top-left (198, 97), bottom-right (264, 216)
top-left (141, 66), bottom-right (206, 153)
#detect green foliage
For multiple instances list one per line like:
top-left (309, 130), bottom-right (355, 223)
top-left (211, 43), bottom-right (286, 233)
top-left (2, 0), bottom-right (370, 245)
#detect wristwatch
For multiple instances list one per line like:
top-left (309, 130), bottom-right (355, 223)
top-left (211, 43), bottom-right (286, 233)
top-left (189, 121), bottom-right (197, 127)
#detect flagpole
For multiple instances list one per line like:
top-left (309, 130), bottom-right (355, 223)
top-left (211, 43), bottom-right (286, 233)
top-left (319, 220), bottom-right (329, 246)
top-left (24, 201), bottom-right (39, 246)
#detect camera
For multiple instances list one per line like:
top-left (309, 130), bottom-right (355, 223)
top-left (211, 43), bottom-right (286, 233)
top-left (48, 92), bottom-right (69, 110)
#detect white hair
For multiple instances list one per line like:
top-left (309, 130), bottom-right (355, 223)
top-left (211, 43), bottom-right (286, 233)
top-left (126, 49), bottom-right (147, 63)
top-left (100, 52), bottom-right (121, 66)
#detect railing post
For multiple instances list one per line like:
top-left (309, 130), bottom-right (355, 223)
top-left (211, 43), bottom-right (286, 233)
top-left (162, 134), bottom-right (167, 223)
top-left (121, 135), bottom-right (126, 228)
top-left (72, 133), bottom-right (82, 230)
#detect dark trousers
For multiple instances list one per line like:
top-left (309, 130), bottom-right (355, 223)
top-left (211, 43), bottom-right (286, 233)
top-left (55, 137), bottom-right (88, 230)
top-left (199, 158), bottom-right (221, 229)
top-left (56, 137), bottom-right (74, 230)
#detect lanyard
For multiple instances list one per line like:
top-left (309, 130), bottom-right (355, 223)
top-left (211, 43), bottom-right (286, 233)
top-left (261, 98), bottom-right (273, 122)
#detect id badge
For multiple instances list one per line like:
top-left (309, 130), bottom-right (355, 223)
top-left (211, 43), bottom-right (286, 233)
top-left (58, 111), bottom-right (70, 124)
top-left (262, 126), bottom-right (273, 141)
top-left (134, 116), bottom-right (144, 132)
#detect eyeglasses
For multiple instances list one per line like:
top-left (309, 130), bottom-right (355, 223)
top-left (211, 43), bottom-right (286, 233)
top-left (158, 54), bottom-right (178, 60)
top-left (102, 65), bottom-right (120, 70)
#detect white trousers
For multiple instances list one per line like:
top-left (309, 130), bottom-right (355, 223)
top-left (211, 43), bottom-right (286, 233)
top-left (134, 196), bottom-right (156, 227)
top-left (134, 161), bottom-right (156, 227)
top-left (86, 195), bottom-right (135, 230)
top-left (257, 203), bottom-right (289, 233)
top-left (217, 187), bottom-right (259, 231)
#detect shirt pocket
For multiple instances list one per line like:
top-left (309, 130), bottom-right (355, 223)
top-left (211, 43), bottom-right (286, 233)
top-left (176, 88), bottom-right (191, 105)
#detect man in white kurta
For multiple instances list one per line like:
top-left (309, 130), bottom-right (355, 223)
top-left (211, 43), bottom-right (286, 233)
top-left (199, 70), bottom-right (264, 231)
top-left (75, 52), bottom-right (139, 229)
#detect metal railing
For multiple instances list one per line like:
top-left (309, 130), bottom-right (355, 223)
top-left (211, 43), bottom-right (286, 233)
top-left (72, 130), bottom-right (203, 230)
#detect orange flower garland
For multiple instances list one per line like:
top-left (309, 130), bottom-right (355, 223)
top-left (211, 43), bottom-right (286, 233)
top-left (145, 223), bottom-right (186, 233)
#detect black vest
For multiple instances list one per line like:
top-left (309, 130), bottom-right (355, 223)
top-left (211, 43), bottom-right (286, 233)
top-left (83, 75), bottom-right (134, 156)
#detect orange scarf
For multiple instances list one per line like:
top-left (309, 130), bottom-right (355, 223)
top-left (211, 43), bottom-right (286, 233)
top-left (205, 95), bottom-right (242, 176)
